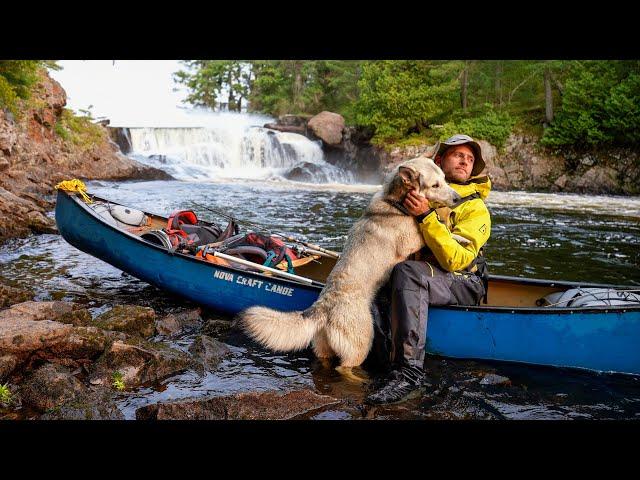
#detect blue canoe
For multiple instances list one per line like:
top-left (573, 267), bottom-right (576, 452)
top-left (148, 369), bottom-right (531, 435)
top-left (55, 189), bottom-right (640, 376)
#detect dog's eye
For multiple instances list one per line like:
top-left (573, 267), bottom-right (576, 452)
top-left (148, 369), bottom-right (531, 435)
top-left (432, 183), bottom-right (440, 188)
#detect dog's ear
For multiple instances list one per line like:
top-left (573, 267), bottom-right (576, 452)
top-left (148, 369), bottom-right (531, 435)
top-left (398, 166), bottom-right (417, 187)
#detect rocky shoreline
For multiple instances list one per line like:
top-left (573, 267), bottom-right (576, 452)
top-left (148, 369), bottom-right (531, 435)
top-left (0, 289), bottom-right (347, 420)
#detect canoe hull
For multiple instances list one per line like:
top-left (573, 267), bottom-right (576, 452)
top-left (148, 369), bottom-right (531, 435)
top-left (426, 307), bottom-right (640, 375)
top-left (55, 191), bottom-right (321, 314)
top-left (55, 190), bottom-right (640, 375)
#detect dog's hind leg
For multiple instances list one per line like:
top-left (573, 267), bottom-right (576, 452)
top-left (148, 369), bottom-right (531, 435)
top-left (335, 366), bottom-right (370, 384)
top-left (327, 315), bottom-right (374, 384)
top-left (312, 329), bottom-right (335, 369)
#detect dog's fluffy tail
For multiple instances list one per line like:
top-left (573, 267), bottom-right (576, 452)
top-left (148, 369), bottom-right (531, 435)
top-left (238, 306), bottom-right (324, 352)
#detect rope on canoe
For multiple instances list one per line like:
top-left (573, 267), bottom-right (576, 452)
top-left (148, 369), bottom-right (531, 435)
top-left (54, 179), bottom-right (93, 203)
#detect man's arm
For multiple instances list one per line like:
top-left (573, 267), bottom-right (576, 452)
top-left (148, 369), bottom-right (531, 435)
top-left (418, 202), bottom-right (491, 272)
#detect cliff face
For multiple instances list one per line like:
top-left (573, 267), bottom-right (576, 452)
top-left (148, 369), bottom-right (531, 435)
top-left (0, 70), bottom-right (170, 243)
top-left (378, 134), bottom-right (640, 195)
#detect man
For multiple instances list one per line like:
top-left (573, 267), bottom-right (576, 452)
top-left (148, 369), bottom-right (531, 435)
top-left (366, 134), bottom-right (492, 405)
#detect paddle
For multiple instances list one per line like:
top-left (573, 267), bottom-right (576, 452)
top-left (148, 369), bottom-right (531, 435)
top-left (210, 250), bottom-right (325, 287)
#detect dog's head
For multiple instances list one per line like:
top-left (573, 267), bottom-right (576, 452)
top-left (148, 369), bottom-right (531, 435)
top-left (384, 156), bottom-right (461, 207)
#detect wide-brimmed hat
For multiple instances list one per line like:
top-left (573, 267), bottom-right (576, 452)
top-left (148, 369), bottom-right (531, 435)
top-left (434, 134), bottom-right (485, 176)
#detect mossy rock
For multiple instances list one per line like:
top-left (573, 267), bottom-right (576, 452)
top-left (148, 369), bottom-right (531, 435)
top-left (94, 305), bottom-right (156, 338)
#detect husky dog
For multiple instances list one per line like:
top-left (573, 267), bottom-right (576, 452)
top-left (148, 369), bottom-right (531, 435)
top-left (238, 156), bottom-right (461, 379)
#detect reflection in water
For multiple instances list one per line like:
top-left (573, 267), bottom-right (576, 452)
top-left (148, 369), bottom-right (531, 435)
top-left (1, 179), bottom-right (639, 419)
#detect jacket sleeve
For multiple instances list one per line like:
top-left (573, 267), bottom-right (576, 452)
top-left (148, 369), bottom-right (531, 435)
top-left (418, 199), bottom-right (491, 272)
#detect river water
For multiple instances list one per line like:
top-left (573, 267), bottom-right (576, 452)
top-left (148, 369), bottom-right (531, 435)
top-left (1, 178), bottom-right (639, 420)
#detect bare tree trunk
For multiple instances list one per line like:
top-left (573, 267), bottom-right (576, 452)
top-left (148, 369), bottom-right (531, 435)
top-left (544, 67), bottom-right (553, 124)
top-left (227, 69), bottom-right (236, 112)
top-left (460, 62), bottom-right (469, 111)
top-left (495, 61), bottom-right (503, 107)
top-left (292, 61), bottom-right (304, 112)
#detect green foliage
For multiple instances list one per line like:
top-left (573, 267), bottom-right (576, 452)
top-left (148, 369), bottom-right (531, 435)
top-left (112, 371), bottom-right (125, 391)
top-left (354, 60), bottom-right (460, 142)
top-left (55, 108), bottom-right (105, 148)
top-left (0, 383), bottom-right (12, 406)
top-left (0, 61), bottom-right (60, 116)
top-left (542, 61), bottom-right (640, 147)
top-left (438, 105), bottom-right (516, 149)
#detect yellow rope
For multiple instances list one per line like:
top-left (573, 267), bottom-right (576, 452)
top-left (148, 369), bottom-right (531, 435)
top-left (54, 179), bottom-right (93, 203)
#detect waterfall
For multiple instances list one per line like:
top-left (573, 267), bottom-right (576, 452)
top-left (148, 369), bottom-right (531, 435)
top-left (124, 112), bottom-right (354, 183)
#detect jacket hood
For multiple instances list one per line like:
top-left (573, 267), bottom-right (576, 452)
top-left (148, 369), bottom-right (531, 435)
top-left (450, 175), bottom-right (491, 200)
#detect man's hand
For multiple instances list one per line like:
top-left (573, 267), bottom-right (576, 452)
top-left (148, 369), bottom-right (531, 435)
top-left (403, 190), bottom-right (431, 216)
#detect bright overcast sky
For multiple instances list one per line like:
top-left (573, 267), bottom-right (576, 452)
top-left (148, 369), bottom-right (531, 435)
top-left (49, 60), bottom-right (193, 127)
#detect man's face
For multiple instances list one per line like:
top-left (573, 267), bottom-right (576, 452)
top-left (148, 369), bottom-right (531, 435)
top-left (436, 145), bottom-right (475, 182)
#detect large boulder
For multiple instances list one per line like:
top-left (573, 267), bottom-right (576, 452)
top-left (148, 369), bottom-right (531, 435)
top-left (308, 111), bottom-right (345, 146)
top-left (136, 389), bottom-right (341, 420)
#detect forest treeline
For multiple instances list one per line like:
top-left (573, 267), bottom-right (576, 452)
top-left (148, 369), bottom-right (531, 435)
top-left (2, 61), bottom-right (637, 151)
top-left (173, 60), bottom-right (640, 149)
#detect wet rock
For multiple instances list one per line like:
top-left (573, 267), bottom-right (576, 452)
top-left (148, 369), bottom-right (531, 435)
top-left (20, 363), bottom-right (86, 412)
top-left (201, 318), bottom-right (232, 337)
top-left (94, 305), bottom-right (156, 338)
top-left (88, 338), bottom-right (192, 388)
top-left (188, 335), bottom-right (231, 372)
top-left (0, 283), bottom-right (34, 308)
top-left (136, 389), bottom-right (341, 420)
top-left (284, 162), bottom-right (331, 183)
top-left (263, 123), bottom-right (306, 135)
top-left (480, 373), bottom-right (512, 386)
top-left (48, 326), bottom-right (109, 360)
top-left (0, 300), bottom-right (82, 323)
top-left (39, 387), bottom-right (124, 420)
top-left (308, 111), bottom-right (344, 146)
top-left (0, 316), bottom-right (73, 355)
top-left (155, 308), bottom-right (202, 336)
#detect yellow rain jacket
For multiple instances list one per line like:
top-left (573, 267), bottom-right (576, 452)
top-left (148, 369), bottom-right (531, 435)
top-left (418, 175), bottom-right (492, 272)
